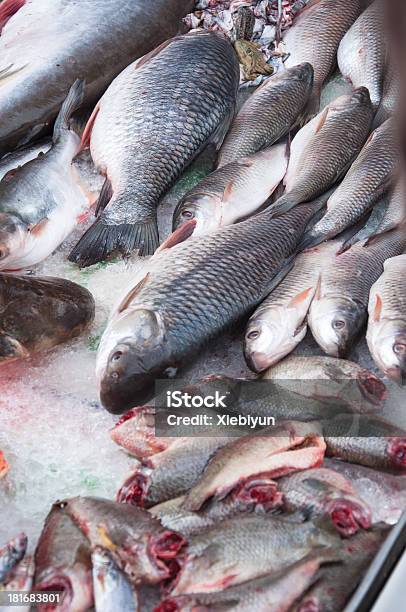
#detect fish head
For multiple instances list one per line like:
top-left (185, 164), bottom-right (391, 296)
top-left (173, 192), bottom-right (222, 236)
top-left (290, 62), bottom-right (314, 86)
top-left (97, 309), bottom-right (174, 414)
top-left (0, 213), bottom-right (27, 268)
top-left (0, 332), bottom-right (29, 363)
top-left (369, 319), bottom-right (406, 384)
top-left (309, 297), bottom-right (365, 357)
top-left (244, 308), bottom-right (307, 372)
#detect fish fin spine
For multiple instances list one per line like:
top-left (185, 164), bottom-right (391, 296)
top-left (53, 79), bottom-right (85, 143)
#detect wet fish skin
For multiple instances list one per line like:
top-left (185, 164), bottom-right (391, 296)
top-left (0, 0), bottom-right (194, 156)
top-left (308, 228), bottom-right (406, 357)
top-left (59, 497), bottom-right (186, 585)
top-left (270, 88), bottom-right (374, 217)
top-left (92, 547), bottom-right (138, 612)
top-left (96, 197), bottom-right (326, 414)
top-left (156, 552), bottom-right (332, 612)
top-left (300, 118), bottom-right (399, 249)
top-left (277, 467), bottom-right (372, 537)
top-left (0, 80), bottom-right (89, 271)
top-left (182, 421), bottom-right (325, 512)
top-left (264, 354), bottom-right (388, 412)
top-left (338, 0), bottom-right (385, 110)
top-left (173, 143), bottom-right (289, 237)
top-left (321, 414), bottom-right (406, 472)
top-left (171, 514), bottom-right (338, 595)
top-left (367, 254), bottom-right (406, 382)
top-left (34, 506), bottom-right (93, 612)
top-left (0, 274), bottom-right (95, 364)
top-left (283, 0), bottom-right (364, 113)
top-left (69, 30), bottom-right (240, 265)
top-left (0, 533), bottom-right (27, 583)
top-left (0, 140), bottom-right (51, 182)
top-left (217, 63), bottom-right (314, 167)
top-left (295, 527), bottom-right (389, 612)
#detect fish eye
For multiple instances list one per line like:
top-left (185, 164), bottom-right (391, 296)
top-left (393, 343), bottom-right (406, 355)
top-left (247, 329), bottom-right (261, 340)
top-left (181, 210), bottom-right (194, 219)
top-left (333, 320), bottom-right (346, 330)
top-left (112, 351), bottom-right (123, 362)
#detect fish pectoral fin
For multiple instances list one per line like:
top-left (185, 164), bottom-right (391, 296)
top-left (156, 219), bottom-right (197, 253)
top-left (372, 294), bottom-right (383, 323)
top-left (314, 106), bottom-right (329, 134)
top-left (117, 274), bottom-right (150, 314)
top-left (95, 177), bottom-right (113, 217)
top-left (29, 218), bottom-right (49, 236)
top-left (0, 0), bottom-right (25, 33)
top-left (287, 287), bottom-right (314, 308)
top-left (81, 102), bottom-right (100, 149)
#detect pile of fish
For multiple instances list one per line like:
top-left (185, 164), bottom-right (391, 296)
top-left (0, 0), bottom-right (406, 609)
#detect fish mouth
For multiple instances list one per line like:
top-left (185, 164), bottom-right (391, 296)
top-left (116, 469), bottom-right (151, 508)
top-left (35, 575), bottom-right (73, 612)
top-left (244, 347), bottom-right (272, 373)
top-left (357, 370), bottom-right (388, 408)
top-left (387, 438), bottom-right (406, 469)
top-left (326, 498), bottom-right (372, 537)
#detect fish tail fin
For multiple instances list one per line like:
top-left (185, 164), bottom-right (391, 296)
top-left (68, 216), bottom-right (159, 267)
top-left (297, 230), bottom-right (324, 253)
top-left (269, 192), bottom-right (301, 218)
top-left (53, 79), bottom-right (85, 143)
top-left (298, 84), bottom-right (321, 127)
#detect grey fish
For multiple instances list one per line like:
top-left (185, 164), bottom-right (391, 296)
top-left (34, 505), bottom-right (93, 612)
top-left (270, 89), bottom-right (373, 217)
top-left (367, 254), bottom-right (406, 382)
top-left (321, 413), bottom-right (406, 472)
top-left (0, 273), bottom-right (95, 364)
top-left (157, 552), bottom-right (334, 612)
top-left (0, 80), bottom-right (90, 271)
top-left (277, 467), bottom-right (372, 537)
top-left (299, 118), bottom-right (399, 250)
top-left (295, 527), bottom-right (389, 612)
top-left (217, 63), bottom-right (314, 167)
top-left (338, 0), bottom-right (385, 110)
top-left (0, 140), bottom-right (51, 182)
top-left (171, 514), bottom-right (338, 595)
top-left (0, 0), bottom-right (193, 155)
top-left (92, 547), bottom-right (138, 612)
top-left (324, 458), bottom-right (406, 525)
top-left (308, 228), bottom-right (406, 357)
top-left (0, 533), bottom-right (27, 583)
top-left (69, 30), bottom-right (240, 265)
top-left (283, 0), bottom-right (364, 114)
top-left (96, 197), bottom-right (326, 414)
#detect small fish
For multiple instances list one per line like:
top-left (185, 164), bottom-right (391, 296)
top-left (277, 467), bottom-right (372, 537)
top-left (0, 80), bottom-right (90, 271)
top-left (299, 118), bottom-right (399, 250)
top-left (0, 274), bottom-right (95, 364)
top-left (283, 0), bottom-right (364, 114)
top-left (367, 254), bottom-right (406, 382)
top-left (92, 547), bottom-right (138, 612)
top-left (173, 143), bottom-right (288, 237)
top-left (217, 63), bottom-right (314, 167)
top-left (338, 0), bottom-right (385, 111)
top-left (1, 556), bottom-right (35, 612)
top-left (264, 355), bottom-right (388, 412)
top-left (69, 30), bottom-right (240, 265)
top-left (0, 533), bottom-right (27, 583)
top-left (171, 514), bottom-right (338, 595)
top-left (182, 421), bottom-right (325, 512)
top-left (308, 228), bottom-right (406, 357)
top-left (270, 89), bottom-right (373, 217)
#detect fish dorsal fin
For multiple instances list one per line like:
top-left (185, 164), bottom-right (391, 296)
top-left (372, 294), bottom-right (382, 323)
top-left (156, 220), bottom-right (197, 254)
top-left (81, 102), bottom-right (100, 149)
top-left (117, 273), bottom-right (150, 314)
top-left (314, 274), bottom-right (322, 300)
top-left (314, 107), bottom-right (329, 134)
top-left (287, 287), bottom-right (314, 308)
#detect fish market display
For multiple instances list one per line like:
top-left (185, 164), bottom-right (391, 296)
top-left (173, 142), bottom-right (288, 236)
top-left (367, 254), bottom-right (406, 382)
top-left (308, 228), bottom-right (406, 357)
top-left (0, 0), bottom-right (193, 155)
top-left (338, 0), bottom-right (385, 110)
top-left (0, 274), bottom-right (95, 364)
top-left (217, 63), bottom-right (314, 166)
top-left (0, 80), bottom-right (90, 271)
top-left (282, 0), bottom-right (364, 113)
top-left (300, 118), bottom-right (399, 249)
top-left (69, 30), bottom-right (240, 265)
top-left (96, 198), bottom-right (325, 413)
top-left (270, 89), bottom-right (373, 217)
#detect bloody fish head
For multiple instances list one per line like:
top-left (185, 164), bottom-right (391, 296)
top-left (154, 596), bottom-right (199, 612)
top-left (387, 438), bottom-right (406, 470)
top-left (116, 468), bottom-right (151, 508)
top-left (0, 212), bottom-right (26, 269)
top-left (233, 476), bottom-right (283, 513)
top-left (357, 369), bottom-right (388, 407)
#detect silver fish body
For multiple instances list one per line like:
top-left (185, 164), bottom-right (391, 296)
top-left (0, 0), bottom-right (193, 155)
top-left (97, 198), bottom-right (325, 414)
top-left (92, 548), bottom-right (138, 612)
top-left (69, 30), bottom-right (240, 265)
top-left (367, 254), bottom-right (406, 382)
top-left (0, 141), bottom-right (51, 182)
top-left (217, 63), bottom-right (314, 167)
